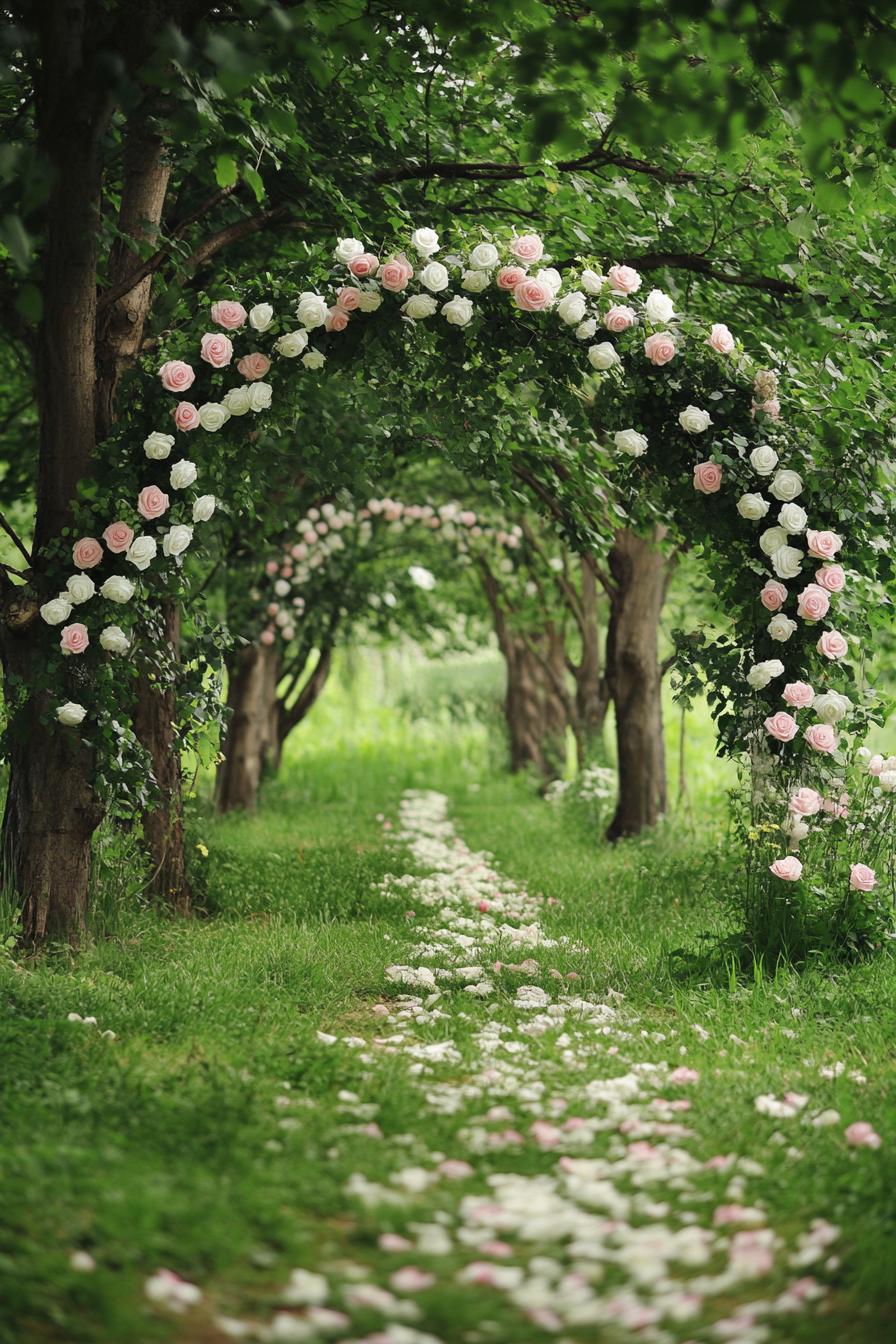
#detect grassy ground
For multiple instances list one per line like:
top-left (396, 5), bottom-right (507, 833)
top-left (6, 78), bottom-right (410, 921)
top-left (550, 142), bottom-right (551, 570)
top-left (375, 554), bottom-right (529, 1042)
top-left (1, 679), bottom-right (894, 1342)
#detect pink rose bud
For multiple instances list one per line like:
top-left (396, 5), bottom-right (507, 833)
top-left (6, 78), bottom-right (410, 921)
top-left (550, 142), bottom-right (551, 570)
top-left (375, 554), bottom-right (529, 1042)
top-left (770, 856), bottom-right (803, 881)
top-left (200, 332), bottom-right (234, 368)
top-left (817, 629), bottom-right (848, 660)
top-left (137, 485), bottom-right (170, 520)
top-left (158, 360), bottom-right (196, 393)
top-left (693, 461), bottom-right (722, 494)
top-left (377, 255), bottom-right (414, 291)
top-left (102, 522), bottom-right (135, 555)
top-left (807, 529), bottom-right (842, 561)
top-left (496, 265), bottom-right (527, 291)
top-left (849, 863), bottom-right (876, 892)
top-left (708, 323), bottom-right (735, 354)
top-left (782, 682), bottom-right (814, 709)
top-left (603, 304), bottom-right (636, 332)
top-left (336, 286), bottom-right (361, 311)
top-left (607, 263), bottom-right (641, 294)
top-left (789, 787), bottom-right (822, 815)
top-left (797, 583), bottom-right (831, 621)
top-left (804, 723), bottom-right (838, 753)
top-left (765, 711), bottom-right (798, 743)
top-left (509, 233), bottom-right (545, 263)
top-left (236, 352), bottom-right (271, 380)
top-left (348, 252), bottom-right (379, 277)
top-left (815, 564), bottom-right (845, 592)
top-left (172, 402), bottom-right (200, 431)
top-left (761, 580), bottom-right (787, 611)
top-left (260, 627), bottom-right (276, 646)
top-left (72, 537), bottom-right (103, 569)
top-left (845, 1121), bottom-right (881, 1148)
top-left (513, 278), bottom-right (554, 311)
top-left (644, 330), bottom-right (677, 365)
top-left (60, 622), bottom-right (89, 655)
top-left (210, 299), bottom-right (247, 329)
top-left (325, 305), bottom-right (350, 331)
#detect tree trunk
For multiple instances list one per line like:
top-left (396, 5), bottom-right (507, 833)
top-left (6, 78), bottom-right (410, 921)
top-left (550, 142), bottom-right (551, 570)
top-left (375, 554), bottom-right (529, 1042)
top-left (216, 643), bottom-right (282, 812)
top-left (273, 644), bottom-right (334, 769)
top-left (574, 554), bottom-right (610, 746)
top-left (605, 527), bottom-right (671, 841)
top-left (501, 630), bottom-right (568, 780)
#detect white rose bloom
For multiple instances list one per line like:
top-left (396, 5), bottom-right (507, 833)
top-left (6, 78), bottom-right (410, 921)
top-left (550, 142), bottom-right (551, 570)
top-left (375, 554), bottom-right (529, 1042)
top-left (575, 318), bottom-right (597, 340)
top-left (442, 296), bottom-right (474, 327)
top-left (879, 770), bottom-right (896, 793)
top-left (170, 459), bottom-right (198, 490)
top-left (356, 290), bottom-right (383, 313)
top-left (678, 405), bottom-right (712, 433)
top-left (144, 431), bottom-right (175, 461)
top-left (57, 701), bottom-right (87, 726)
top-left (296, 291), bottom-right (329, 329)
top-left (222, 386), bottom-right (251, 416)
top-left (99, 625), bottom-right (130, 655)
top-left (247, 381), bottom-right (272, 411)
top-left (408, 565), bottom-right (436, 590)
top-left (162, 524), bottom-right (193, 558)
top-left (274, 329), bottom-right (309, 358)
top-left (334, 237), bottom-right (364, 263)
top-left (768, 613), bottom-right (797, 642)
top-left (750, 444), bottom-right (779, 475)
top-left (126, 535), bottom-right (157, 571)
top-left (411, 227), bottom-right (439, 257)
top-left (771, 545), bottom-right (804, 580)
top-left (40, 596), bottom-right (73, 625)
top-left (198, 402), bottom-right (231, 432)
top-left (760, 526), bottom-right (789, 556)
top-left (614, 428), bottom-right (648, 457)
top-left (274, 579), bottom-right (290, 597)
top-left (535, 267), bottom-right (562, 293)
top-left (402, 293), bottom-right (438, 320)
top-left (580, 268), bottom-right (604, 295)
top-left (588, 342), bottom-right (620, 371)
top-left (274, 609), bottom-right (291, 628)
top-left (785, 813), bottom-right (811, 842)
top-left (469, 242), bottom-right (499, 269)
top-left (461, 269), bottom-right (490, 293)
top-left (769, 469), bottom-right (803, 501)
top-left (736, 493), bottom-right (770, 521)
top-left (193, 494), bottom-right (216, 523)
top-left (249, 303), bottom-right (274, 332)
top-left (778, 502), bottom-right (807, 534)
top-left (813, 691), bottom-right (851, 724)
top-left (644, 288), bottom-right (675, 323)
top-left (302, 350), bottom-right (326, 370)
top-left (66, 574), bottom-right (95, 605)
top-left (556, 291), bottom-right (587, 325)
top-left (419, 261), bottom-right (449, 292)
top-left (747, 658), bottom-right (785, 689)
top-left (100, 575), bottom-right (135, 604)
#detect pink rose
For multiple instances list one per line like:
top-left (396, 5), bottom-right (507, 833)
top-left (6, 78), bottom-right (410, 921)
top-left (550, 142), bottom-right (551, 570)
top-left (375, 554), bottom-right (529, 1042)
top-left (804, 723), bottom-right (838, 753)
top-left (102, 522), bottom-right (134, 555)
top-left (607, 263), bottom-right (641, 295)
top-left (72, 537), bottom-right (103, 569)
top-left (708, 323), bottom-right (735, 354)
top-left (137, 485), bottom-right (169, 521)
top-left (693, 462), bottom-right (722, 494)
top-left (236, 352), bottom-right (271, 380)
top-left (782, 682), bottom-right (814, 709)
top-left (849, 863), bottom-right (876, 892)
top-left (325, 305), bottom-right (350, 332)
top-left (377, 255), bottom-right (414, 292)
top-left (513, 278), bottom-right (554, 312)
top-left (817, 629), bottom-right (848, 660)
top-left (158, 360), bottom-right (195, 393)
top-left (210, 300), bottom-right (247, 330)
top-left (60, 622), bottom-right (89, 655)
top-left (348, 252), bottom-right (379, 278)
top-left (845, 1121), bottom-right (881, 1149)
top-left (604, 304), bottom-right (636, 333)
top-left (336, 286), bottom-right (361, 312)
top-left (266, 603), bottom-right (279, 616)
top-left (824, 793), bottom-right (849, 819)
top-left (789, 787), bottom-right (822, 815)
top-left (797, 584), bottom-right (830, 621)
top-left (807, 529), bottom-right (842, 561)
top-left (260, 627), bottom-right (276, 646)
top-left (509, 233), bottom-right (544, 264)
top-left (815, 564), bottom-right (845, 593)
top-left (644, 331), bottom-right (676, 366)
top-left (765, 711), bottom-right (798, 743)
top-left (755, 397), bottom-right (781, 420)
top-left (496, 265), bottom-right (527, 291)
top-left (264, 560), bottom-right (278, 575)
top-left (761, 580), bottom-right (787, 611)
top-left (770, 856), bottom-right (803, 881)
top-left (172, 402), bottom-right (200, 431)
top-left (200, 332), bottom-right (233, 368)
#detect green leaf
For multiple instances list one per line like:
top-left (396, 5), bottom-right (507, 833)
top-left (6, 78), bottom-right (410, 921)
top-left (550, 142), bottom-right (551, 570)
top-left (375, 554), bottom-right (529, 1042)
top-left (214, 154), bottom-right (238, 189)
top-left (243, 164), bottom-right (265, 202)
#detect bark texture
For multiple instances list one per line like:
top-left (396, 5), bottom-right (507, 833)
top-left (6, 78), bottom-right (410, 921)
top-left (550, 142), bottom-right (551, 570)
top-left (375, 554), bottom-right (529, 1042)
top-left (573, 554), bottom-right (610, 744)
top-left (216, 643), bottom-right (282, 813)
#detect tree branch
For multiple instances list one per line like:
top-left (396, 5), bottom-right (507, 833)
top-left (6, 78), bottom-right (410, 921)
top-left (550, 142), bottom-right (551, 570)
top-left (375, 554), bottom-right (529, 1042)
top-left (630, 250), bottom-right (801, 297)
top-left (0, 510), bottom-right (32, 567)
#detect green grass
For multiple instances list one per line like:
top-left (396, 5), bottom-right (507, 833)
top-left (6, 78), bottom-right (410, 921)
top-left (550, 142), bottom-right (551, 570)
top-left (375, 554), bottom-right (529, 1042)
top-left (1, 687), bottom-right (894, 1343)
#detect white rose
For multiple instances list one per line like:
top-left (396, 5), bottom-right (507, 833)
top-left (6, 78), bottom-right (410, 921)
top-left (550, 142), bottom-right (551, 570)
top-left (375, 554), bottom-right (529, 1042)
top-left (222, 386), bottom-right (251, 416)
top-left (461, 269), bottom-right (490, 293)
top-left (469, 242), bottom-right (499, 269)
top-left (678, 405), bottom-right (712, 434)
top-left (302, 350), bottom-right (326, 370)
top-left (274, 579), bottom-right (290, 597)
top-left (614, 428), bottom-right (648, 457)
top-left (249, 302), bottom-right (274, 332)
top-left (771, 545), bottom-right (803, 580)
top-left (402, 293), bottom-right (438, 320)
top-left (99, 625), bottom-right (130, 655)
top-left (66, 574), bottom-right (95, 605)
top-left (356, 290), bottom-right (382, 313)
top-left (769, 469), bottom-right (803, 501)
top-left (556, 291), bottom-right (587, 325)
top-left (879, 770), bottom-right (896, 793)
top-left (170, 459), bottom-right (197, 490)
top-left (768, 613), bottom-right (797, 642)
top-left (125, 535), bottom-right (157, 571)
top-left (777, 502), bottom-right (807, 534)
top-left (334, 237), bottom-right (364, 263)
top-left (57, 701), bottom-right (86, 726)
top-left (442, 296), bottom-right (474, 327)
top-left (274, 329), bottom-right (309, 358)
top-left (588, 342), bottom-right (620, 371)
top-left (162, 524), bottom-right (193, 558)
top-left (419, 261), bottom-right (449, 292)
top-left (580, 268), bottom-right (604, 295)
top-left (274, 608), bottom-right (291, 627)
top-left (535, 267), bottom-right (562, 293)
top-left (575, 318), bottom-right (597, 341)
top-left (247, 382), bottom-right (272, 411)
top-left (736, 493), bottom-right (770, 521)
top-left (100, 575), bottom-right (135, 604)
top-left (750, 444), bottom-right (778, 476)
top-left (281, 625), bottom-right (295, 641)
top-left (785, 813), bottom-right (810, 842)
top-left (813, 691), bottom-right (851, 724)
top-left (296, 291), bottom-right (329, 329)
top-left (40, 596), bottom-right (73, 625)
top-left (144, 431), bottom-right (175, 461)
top-left (644, 288), bottom-right (675, 323)
top-left (760, 526), bottom-right (789, 556)
top-left (411, 227), bottom-right (439, 257)
top-left (747, 658), bottom-right (785, 689)
top-left (193, 494), bottom-right (216, 523)
top-left (198, 402), bottom-right (230, 432)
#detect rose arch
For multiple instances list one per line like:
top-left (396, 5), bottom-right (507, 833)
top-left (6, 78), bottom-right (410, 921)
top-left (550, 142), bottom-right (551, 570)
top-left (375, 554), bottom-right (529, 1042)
top-left (32, 227), bottom-right (893, 943)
